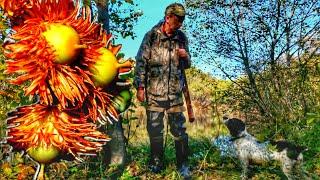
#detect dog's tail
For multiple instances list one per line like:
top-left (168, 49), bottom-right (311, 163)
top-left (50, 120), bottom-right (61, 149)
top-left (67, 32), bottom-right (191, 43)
top-left (270, 140), bottom-right (308, 160)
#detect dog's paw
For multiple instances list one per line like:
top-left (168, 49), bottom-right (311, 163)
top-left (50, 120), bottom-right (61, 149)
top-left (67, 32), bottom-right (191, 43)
top-left (240, 173), bottom-right (248, 180)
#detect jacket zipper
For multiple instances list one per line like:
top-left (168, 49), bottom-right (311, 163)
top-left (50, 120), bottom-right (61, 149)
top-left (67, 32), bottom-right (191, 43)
top-left (168, 39), bottom-right (172, 102)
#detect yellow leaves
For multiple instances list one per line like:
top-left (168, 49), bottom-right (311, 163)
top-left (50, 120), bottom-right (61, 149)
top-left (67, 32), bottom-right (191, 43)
top-left (125, 162), bottom-right (140, 177)
top-left (0, 18), bottom-right (8, 31)
top-left (16, 163), bottom-right (36, 179)
top-left (49, 162), bottom-right (68, 178)
top-left (1, 162), bottom-right (12, 177)
top-left (0, 162), bottom-right (35, 179)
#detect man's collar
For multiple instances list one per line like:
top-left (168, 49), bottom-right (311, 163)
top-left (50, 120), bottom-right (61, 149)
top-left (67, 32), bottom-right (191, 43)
top-left (156, 24), bottom-right (179, 41)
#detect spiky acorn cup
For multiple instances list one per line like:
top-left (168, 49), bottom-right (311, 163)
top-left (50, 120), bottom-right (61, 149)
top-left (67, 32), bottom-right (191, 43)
top-left (83, 44), bottom-right (134, 121)
top-left (7, 104), bottom-right (110, 180)
top-left (2, 0), bottom-right (119, 120)
top-left (90, 47), bottom-right (133, 87)
top-left (0, 0), bottom-right (132, 179)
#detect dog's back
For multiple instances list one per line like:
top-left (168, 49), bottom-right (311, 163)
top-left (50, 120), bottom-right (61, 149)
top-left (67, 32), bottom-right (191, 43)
top-left (233, 133), bottom-right (272, 164)
top-left (271, 141), bottom-right (306, 160)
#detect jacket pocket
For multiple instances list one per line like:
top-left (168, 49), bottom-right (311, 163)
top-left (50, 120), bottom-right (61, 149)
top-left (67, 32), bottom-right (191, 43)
top-left (169, 72), bottom-right (183, 95)
top-left (147, 67), bottom-right (166, 96)
top-left (149, 46), bottom-right (162, 66)
top-left (148, 78), bottom-right (166, 97)
top-left (149, 66), bottom-right (161, 78)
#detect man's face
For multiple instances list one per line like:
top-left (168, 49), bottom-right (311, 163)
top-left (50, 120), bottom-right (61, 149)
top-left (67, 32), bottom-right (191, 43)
top-left (165, 14), bottom-right (184, 33)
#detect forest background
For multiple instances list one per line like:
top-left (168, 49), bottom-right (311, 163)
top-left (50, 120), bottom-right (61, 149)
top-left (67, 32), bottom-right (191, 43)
top-left (0, 0), bottom-right (319, 179)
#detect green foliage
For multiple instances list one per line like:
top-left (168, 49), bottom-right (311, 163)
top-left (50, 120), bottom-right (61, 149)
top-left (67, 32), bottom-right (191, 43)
top-left (222, 55), bottom-right (320, 139)
top-left (91, 0), bottom-right (143, 39)
top-left (185, 0), bottom-right (320, 124)
top-left (186, 67), bottom-right (231, 100)
top-left (185, 67), bottom-right (232, 125)
top-left (0, 40), bottom-right (35, 179)
top-left (0, 152), bottom-right (36, 179)
top-left (1, 117), bottom-right (319, 179)
top-left (299, 112), bottom-right (320, 174)
top-left (0, 11), bottom-right (9, 42)
top-left (0, 51), bottom-right (33, 139)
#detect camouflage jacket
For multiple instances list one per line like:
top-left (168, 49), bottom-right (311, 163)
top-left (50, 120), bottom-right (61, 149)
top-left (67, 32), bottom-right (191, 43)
top-left (134, 21), bottom-right (191, 109)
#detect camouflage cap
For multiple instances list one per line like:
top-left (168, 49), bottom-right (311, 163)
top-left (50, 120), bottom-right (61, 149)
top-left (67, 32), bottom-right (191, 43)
top-left (165, 3), bottom-right (186, 17)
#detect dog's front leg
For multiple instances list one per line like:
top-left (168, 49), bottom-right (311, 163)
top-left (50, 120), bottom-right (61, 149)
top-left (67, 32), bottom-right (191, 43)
top-left (239, 157), bottom-right (249, 180)
top-left (282, 161), bottom-right (294, 180)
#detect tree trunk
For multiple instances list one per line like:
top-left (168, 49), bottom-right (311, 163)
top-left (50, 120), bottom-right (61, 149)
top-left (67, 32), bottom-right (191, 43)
top-left (103, 119), bottom-right (126, 166)
top-left (93, 0), bottom-right (126, 166)
top-left (231, 5), bottom-right (267, 115)
top-left (243, 56), bottom-right (266, 115)
top-left (95, 0), bottom-right (110, 34)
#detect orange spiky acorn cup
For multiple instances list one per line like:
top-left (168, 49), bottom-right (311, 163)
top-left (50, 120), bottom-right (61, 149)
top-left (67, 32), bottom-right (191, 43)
top-left (90, 47), bottom-right (132, 87)
top-left (1, 0), bottom-right (133, 179)
top-left (84, 43), bottom-right (134, 121)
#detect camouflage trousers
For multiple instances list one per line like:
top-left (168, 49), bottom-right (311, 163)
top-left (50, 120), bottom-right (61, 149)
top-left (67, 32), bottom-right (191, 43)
top-left (146, 110), bottom-right (188, 141)
top-left (146, 109), bottom-right (189, 168)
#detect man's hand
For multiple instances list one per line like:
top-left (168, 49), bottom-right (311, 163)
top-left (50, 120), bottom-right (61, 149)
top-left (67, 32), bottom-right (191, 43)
top-left (177, 48), bottom-right (189, 59)
top-left (137, 87), bottom-right (145, 102)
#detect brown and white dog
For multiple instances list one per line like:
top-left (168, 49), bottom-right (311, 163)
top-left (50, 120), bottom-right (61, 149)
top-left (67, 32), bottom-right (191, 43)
top-left (216, 117), bottom-right (307, 180)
